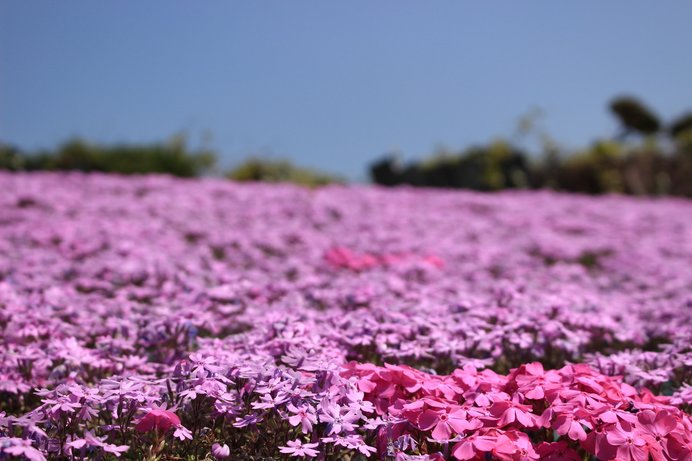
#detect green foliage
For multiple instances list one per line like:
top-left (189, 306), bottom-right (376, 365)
top-left (370, 97), bottom-right (692, 197)
top-left (371, 137), bottom-right (692, 197)
top-left (1, 135), bottom-right (216, 177)
top-left (226, 158), bottom-right (342, 187)
top-left (4, 94), bottom-right (692, 196)
top-left (670, 112), bottom-right (692, 138)
top-left (609, 96), bottom-right (661, 136)
top-left (370, 141), bottom-right (530, 191)
top-left (0, 143), bottom-right (24, 171)
top-left (555, 141), bottom-right (623, 194)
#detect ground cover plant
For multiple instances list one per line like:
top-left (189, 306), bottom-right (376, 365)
top-left (0, 172), bottom-right (690, 460)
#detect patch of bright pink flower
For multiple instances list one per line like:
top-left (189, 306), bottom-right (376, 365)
top-left (324, 246), bottom-right (444, 271)
top-left (342, 362), bottom-right (692, 460)
top-left (134, 408), bottom-right (181, 433)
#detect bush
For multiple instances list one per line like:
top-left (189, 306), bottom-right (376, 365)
top-left (0, 135), bottom-right (216, 177)
top-left (226, 158), bottom-right (342, 187)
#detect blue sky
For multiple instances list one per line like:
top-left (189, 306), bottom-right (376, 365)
top-left (2, 1), bottom-right (692, 180)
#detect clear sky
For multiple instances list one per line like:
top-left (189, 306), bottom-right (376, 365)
top-left (2, 1), bottom-right (692, 180)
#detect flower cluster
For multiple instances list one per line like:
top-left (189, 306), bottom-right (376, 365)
top-left (343, 362), bottom-right (692, 460)
top-left (0, 172), bottom-right (690, 459)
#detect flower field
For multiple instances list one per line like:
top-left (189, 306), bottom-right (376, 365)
top-left (0, 172), bottom-right (691, 460)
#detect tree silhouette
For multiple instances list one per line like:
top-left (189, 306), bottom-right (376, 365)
top-left (669, 112), bottom-right (692, 138)
top-left (609, 96), bottom-right (661, 137)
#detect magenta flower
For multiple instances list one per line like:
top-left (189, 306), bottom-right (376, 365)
top-left (535, 441), bottom-right (581, 461)
top-left (451, 433), bottom-right (497, 460)
top-left (489, 401), bottom-right (538, 429)
top-left (606, 426), bottom-right (651, 461)
top-left (134, 406), bottom-right (181, 433)
top-left (418, 404), bottom-right (480, 441)
top-left (637, 409), bottom-right (677, 440)
top-left (553, 413), bottom-right (588, 441)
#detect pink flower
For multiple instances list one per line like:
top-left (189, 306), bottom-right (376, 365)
top-left (637, 410), bottom-right (677, 460)
top-left (637, 410), bottom-right (677, 440)
top-left (287, 403), bottom-right (318, 434)
top-left (535, 441), bottom-right (581, 461)
top-left (582, 422), bottom-right (618, 461)
top-left (553, 413), bottom-right (588, 441)
top-left (279, 439), bottom-right (319, 458)
top-left (65, 432), bottom-right (128, 458)
top-left (512, 362), bottom-right (561, 400)
top-left (503, 431), bottom-right (539, 461)
top-left (324, 247), bottom-right (379, 271)
top-left (606, 426), bottom-right (652, 461)
top-left (418, 402), bottom-right (481, 441)
top-left (489, 401), bottom-right (537, 429)
top-left (2, 438), bottom-right (47, 461)
top-left (211, 443), bottom-right (230, 459)
top-left (423, 254), bottom-right (445, 268)
top-left (665, 433), bottom-right (692, 461)
top-left (173, 425), bottom-right (193, 441)
top-left (134, 405), bottom-right (181, 433)
top-left (452, 433), bottom-right (497, 460)
top-left (387, 364), bottom-right (426, 393)
top-left (319, 402), bottom-right (359, 435)
top-left (421, 378), bottom-right (464, 401)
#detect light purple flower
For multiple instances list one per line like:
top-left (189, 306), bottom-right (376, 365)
top-left (279, 439), bottom-right (319, 457)
top-left (211, 442), bottom-right (230, 459)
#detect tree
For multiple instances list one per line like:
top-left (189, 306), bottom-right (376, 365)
top-left (0, 143), bottom-right (24, 171)
top-left (669, 112), bottom-right (692, 138)
top-left (370, 156), bottom-right (403, 186)
top-left (609, 96), bottom-right (661, 137)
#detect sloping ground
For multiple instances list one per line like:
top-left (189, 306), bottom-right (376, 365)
top-left (0, 172), bottom-right (690, 460)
